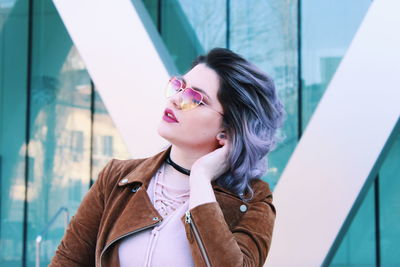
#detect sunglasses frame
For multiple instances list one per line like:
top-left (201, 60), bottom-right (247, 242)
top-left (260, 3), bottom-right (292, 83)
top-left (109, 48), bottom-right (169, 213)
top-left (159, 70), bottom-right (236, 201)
top-left (165, 76), bottom-right (224, 116)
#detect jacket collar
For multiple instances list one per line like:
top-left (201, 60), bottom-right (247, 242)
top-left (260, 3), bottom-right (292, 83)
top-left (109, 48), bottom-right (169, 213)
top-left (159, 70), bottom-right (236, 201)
top-left (117, 145), bottom-right (172, 188)
top-left (117, 145), bottom-right (237, 197)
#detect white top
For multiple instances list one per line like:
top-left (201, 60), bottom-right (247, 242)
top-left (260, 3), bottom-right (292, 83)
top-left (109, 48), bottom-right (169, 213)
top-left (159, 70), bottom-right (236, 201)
top-left (118, 163), bottom-right (194, 267)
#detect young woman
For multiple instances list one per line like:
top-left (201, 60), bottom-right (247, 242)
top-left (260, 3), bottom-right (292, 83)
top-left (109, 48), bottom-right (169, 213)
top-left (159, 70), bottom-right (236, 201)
top-left (50, 48), bottom-right (285, 267)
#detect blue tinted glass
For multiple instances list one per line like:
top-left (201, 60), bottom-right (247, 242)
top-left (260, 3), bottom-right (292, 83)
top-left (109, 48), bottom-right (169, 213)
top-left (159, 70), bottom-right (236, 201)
top-left (25, 0), bottom-right (92, 263)
top-left (379, 132), bottom-right (400, 266)
top-left (160, 0), bottom-right (226, 73)
top-left (330, 183), bottom-right (376, 266)
top-left (0, 0), bottom-right (29, 265)
top-left (301, 1), bottom-right (378, 264)
top-left (230, 0), bottom-right (298, 189)
top-left (301, 0), bottom-right (371, 130)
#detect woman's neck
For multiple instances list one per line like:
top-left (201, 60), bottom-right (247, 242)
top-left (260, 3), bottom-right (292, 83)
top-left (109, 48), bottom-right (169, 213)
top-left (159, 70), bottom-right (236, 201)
top-left (164, 144), bottom-right (219, 182)
top-left (168, 144), bottom-right (216, 171)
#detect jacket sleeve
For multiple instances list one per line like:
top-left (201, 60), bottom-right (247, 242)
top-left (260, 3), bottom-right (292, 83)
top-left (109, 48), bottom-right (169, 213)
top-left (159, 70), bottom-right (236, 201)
top-left (49, 159), bottom-right (115, 267)
top-left (181, 191), bottom-right (276, 267)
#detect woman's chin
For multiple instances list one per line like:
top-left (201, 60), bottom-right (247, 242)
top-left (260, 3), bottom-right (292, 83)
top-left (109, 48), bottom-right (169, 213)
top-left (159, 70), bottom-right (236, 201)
top-left (157, 124), bottom-right (173, 142)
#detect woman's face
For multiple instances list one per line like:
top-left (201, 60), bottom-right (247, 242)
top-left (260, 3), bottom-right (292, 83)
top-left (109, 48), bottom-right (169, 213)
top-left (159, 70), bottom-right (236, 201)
top-left (157, 63), bottom-right (224, 151)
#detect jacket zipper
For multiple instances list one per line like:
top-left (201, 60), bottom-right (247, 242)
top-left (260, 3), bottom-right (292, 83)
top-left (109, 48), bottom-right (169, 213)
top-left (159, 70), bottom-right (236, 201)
top-left (185, 211), bottom-right (212, 267)
top-left (99, 220), bottom-right (162, 267)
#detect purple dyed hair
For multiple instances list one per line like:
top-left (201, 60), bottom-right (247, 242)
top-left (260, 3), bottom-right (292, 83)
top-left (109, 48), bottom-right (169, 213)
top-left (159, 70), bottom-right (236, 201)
top-left (191, 48), bottom-right (286, 201)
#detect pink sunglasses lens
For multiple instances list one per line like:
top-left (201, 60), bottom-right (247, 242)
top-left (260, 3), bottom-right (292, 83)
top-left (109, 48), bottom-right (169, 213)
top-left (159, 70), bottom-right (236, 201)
top-left (181, 88), bottom-right (202, 110)
top-left (166, 78), bottom-right (182, 98)
top-left (165, 77), bottom-right (203, 110)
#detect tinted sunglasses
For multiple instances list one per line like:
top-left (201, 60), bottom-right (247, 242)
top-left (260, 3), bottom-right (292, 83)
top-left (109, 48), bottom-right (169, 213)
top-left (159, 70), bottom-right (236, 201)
top-left (165, 76), bottom-right (224, 116)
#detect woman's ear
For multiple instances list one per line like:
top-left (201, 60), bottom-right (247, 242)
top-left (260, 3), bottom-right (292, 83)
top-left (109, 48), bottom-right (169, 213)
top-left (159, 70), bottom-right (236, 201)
top-left (216, 131), bottom-right (227, 147)
top-left (217, 131), bottom-right (226, 140)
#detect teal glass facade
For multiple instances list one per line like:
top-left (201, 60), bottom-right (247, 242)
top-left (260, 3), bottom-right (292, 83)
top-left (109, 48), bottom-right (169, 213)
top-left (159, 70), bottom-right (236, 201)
top-left (1, 0), bottom-right (398, 266)
top-left (0, 0), bottom-right (130, 265)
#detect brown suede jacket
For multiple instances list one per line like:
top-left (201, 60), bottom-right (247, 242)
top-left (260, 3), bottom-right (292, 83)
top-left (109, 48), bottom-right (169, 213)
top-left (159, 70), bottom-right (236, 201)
top-left (50, 146), bottom-right (276, 267)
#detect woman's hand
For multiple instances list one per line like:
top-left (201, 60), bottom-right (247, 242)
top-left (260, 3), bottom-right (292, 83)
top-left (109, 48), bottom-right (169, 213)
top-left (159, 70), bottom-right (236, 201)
top-left (190, 133), bottom-right (230, 183)
top-left (188, 133), bottom-right (229, 209)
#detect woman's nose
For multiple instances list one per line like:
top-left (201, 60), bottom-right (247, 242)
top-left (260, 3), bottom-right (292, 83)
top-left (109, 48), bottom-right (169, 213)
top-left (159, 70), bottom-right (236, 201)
top-left (168, 91), bottom-right (183, 110)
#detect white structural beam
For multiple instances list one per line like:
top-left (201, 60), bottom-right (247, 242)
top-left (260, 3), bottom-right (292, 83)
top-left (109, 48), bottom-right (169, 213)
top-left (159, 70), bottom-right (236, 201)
top-left (267, 0), bottom-right (400, 266)
top-left (52, 0), bottom-right (176, 158)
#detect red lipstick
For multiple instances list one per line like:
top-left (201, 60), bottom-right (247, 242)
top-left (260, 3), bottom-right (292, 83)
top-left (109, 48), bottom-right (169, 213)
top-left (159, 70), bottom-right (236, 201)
top-left (163, 108), bottom-right (178, 123)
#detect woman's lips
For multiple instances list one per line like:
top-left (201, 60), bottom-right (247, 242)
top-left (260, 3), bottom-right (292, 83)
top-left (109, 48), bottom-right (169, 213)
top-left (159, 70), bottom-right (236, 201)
top-left (163, 113), bottom-right (179, 123)
top-left (163, 108), bottom-right (179, 123)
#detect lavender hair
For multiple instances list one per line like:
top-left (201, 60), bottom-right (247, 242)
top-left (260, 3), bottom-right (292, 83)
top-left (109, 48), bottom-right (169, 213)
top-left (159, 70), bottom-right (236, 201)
top-left (190, 48), bottom-right (286, 201)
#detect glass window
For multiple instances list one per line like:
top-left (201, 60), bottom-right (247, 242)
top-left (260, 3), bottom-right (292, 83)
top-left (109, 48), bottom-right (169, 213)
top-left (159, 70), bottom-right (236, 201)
top-left (0, 0), bottom-right (130, 265)
top-left (0, 0), bottom-right (29, 265)
top-left (379, 132), bottom-right (400, 266)
top-left (102, 135), bottom-right (113, 157)
top-left (91, 88), bottom-right (130, 182)
top-left (301, 0), bottom-right (371, 130)
top-left (330, 183), bottom-right (376, 266)
top-left (70, 130), bottom-right (84, 162)
top-left (301, 1), bottom-right (383, 265)
top-left (24, 1), bottom-right (93, 264)
top-left (159, 0), bottom-right (226, 74)
top-left (230, 0), bottom-right (299, 189)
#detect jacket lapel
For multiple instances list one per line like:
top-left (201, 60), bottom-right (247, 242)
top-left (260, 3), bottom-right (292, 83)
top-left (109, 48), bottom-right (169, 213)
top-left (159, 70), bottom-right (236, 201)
top-left (103, 145), bottom-right (241, 252)
top-left (103, 147), bottom-right (171, 251)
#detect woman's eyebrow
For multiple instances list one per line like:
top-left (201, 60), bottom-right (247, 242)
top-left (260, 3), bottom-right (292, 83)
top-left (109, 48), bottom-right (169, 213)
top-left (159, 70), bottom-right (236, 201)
top-left (180, 76), bottom-right (212, 102)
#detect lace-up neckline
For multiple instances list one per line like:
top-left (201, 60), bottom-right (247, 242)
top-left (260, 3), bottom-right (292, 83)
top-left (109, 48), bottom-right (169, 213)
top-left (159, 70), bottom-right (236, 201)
top-left (153, 163), bottom-right (190, 218)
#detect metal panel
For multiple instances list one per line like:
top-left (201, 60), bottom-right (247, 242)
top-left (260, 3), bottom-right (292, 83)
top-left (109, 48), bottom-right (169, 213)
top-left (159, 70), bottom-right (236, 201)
top-left (267, 0), bottom-right (400, 265)
top-left (52, 0), bottom-right (176, 158)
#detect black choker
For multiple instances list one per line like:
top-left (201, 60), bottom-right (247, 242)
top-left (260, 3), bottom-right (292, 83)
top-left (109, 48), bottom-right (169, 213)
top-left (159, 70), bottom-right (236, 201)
top-left (165, 153), bottom-right (191, 176)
